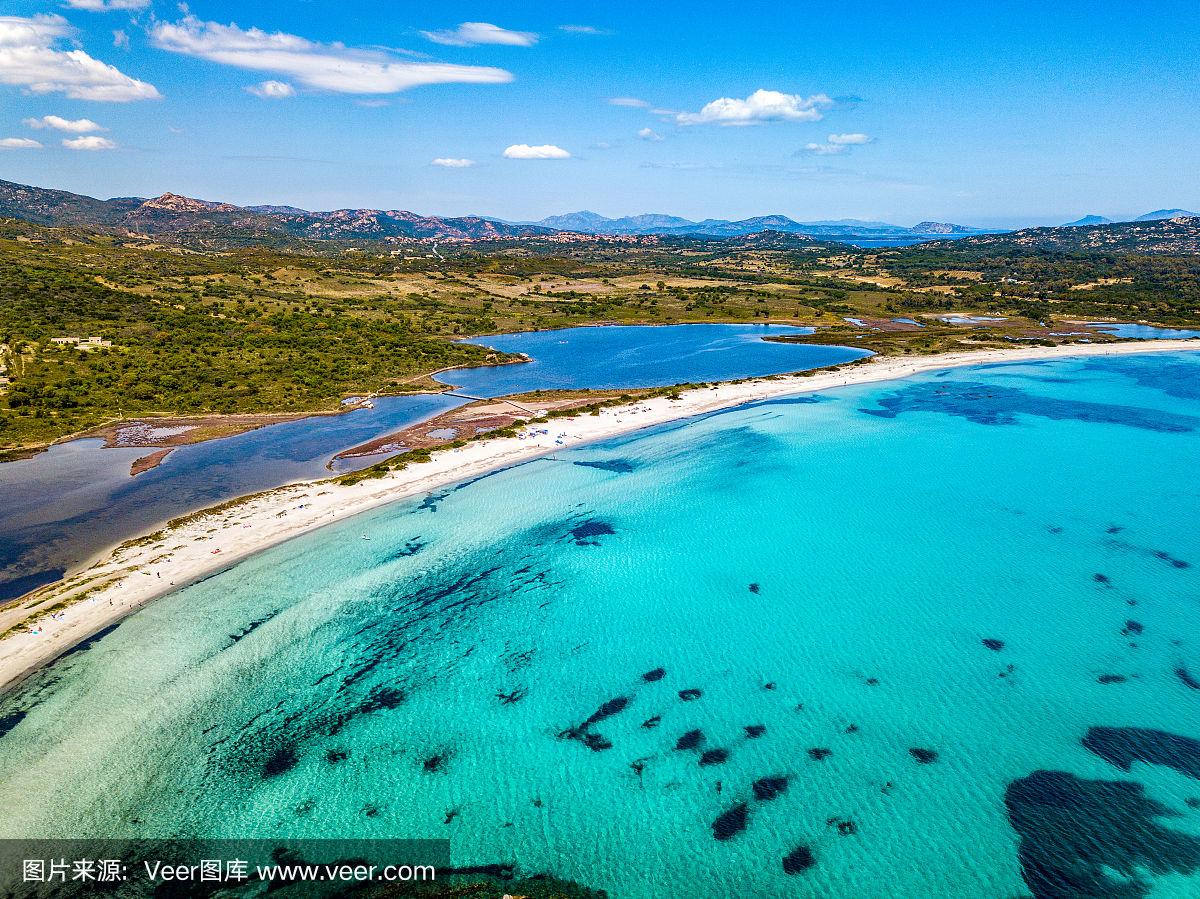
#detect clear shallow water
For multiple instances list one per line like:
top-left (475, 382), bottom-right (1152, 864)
top-left (435, 324), bottom-right (870, 396)
top-left (0, 324), bottom-right (859, 602)
top-left (2, 353), bottom-right (1200, 898)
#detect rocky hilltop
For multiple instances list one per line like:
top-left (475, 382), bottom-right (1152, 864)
top-left (0, 180), bottom-right (548, 247)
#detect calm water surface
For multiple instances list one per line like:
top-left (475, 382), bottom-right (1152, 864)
top-left (437, 324), bottom-right (868, 396)
top-left (1086, 323), bottom-right (1200, 340)
top-left (2, 352), bottom-right (1198, 897)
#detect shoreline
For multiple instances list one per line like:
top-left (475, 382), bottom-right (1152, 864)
top-left (1, 338), bottom-right (1197, 694)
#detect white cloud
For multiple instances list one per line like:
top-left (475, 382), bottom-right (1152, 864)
top-left (422, 22), bottom-right (537, 47)
top-left (112, 29), bottom-right (129, 49)
top-left (152, 17), bottom-right (513, 94)
top-left (65, 0), bottom-right (150, 10)
top-left (0, 137), bottom-right (41, 149)
top-left (432, 157), bottom-right (475, 167)
top-left (23, 114), bottom-right (105, 132)
top-left (63, 135), bottom-right (116, 150)
top-left (637, 127), bottom-right (663, 142)
top-left (802, 133), bottom-right (873, 155)
top-left (802, 142), bottom-right (845, 155)
top-left (608, 96), bottom-right (648, 107)
top-left (246, 79), bottom-right (294, 98)
top-left (0, 14), bottom-right (161, 101)
top-left (503, 143), bottom-right (570, 159)
top-left (676, 89), bottom-right (832, 126)
top-left (560, 25), bottom-right (610, 35)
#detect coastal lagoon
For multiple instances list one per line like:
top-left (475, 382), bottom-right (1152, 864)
top-left (0, 394), bottom-right (465, 602)
top-left (2, 352), bottom-right (1199, 897)
top-left (1086, 323), bottom-right (1200, 341)
top-left (0, 324), bottom-right (863, 602)
top-left (437, 323), bottom-right (866, 396)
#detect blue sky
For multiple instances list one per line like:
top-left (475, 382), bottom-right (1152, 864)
top-left (0, 0), bottom-right (1196, 226)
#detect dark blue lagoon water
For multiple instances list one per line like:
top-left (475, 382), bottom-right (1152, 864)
top-left (1087, 322), bottom-right (1200, 340)
top-left (435, 324), bottom-right (870, 396)
top-left (0, 324), bottom-right (863, 602)
top-left (2, 351), bottom-right (1199, 897)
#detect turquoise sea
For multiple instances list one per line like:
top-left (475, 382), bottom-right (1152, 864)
top-left (2, 352), bottom-right (1200, 897)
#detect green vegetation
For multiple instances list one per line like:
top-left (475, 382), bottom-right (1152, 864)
top-left (0, 233), bottom-right (503, 449)
top-left (2, 219), bottom-right (1198, 455)
top-left (885, 243), bottom-right (1200, 324)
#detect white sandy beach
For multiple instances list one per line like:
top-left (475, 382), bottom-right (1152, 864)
top-left (1, 339), bottom-right (1197, 693)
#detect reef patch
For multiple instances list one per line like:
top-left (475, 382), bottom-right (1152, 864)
top-left (782, 845), bottom-right (815, 875)
top-left (1082, 726), bottom-right (1200, 781)
top-left (712, 803), bottom-right (749, 841)
top-left (1005, 769), bottom-right (1200, 899)
top-left (1177, 667), bottom-right (1200, 690)
top-left (263, 745), bottom-right (298, 778)
top-left (573, 459), bottom-right (636, 474)
top-left (860, 381), bottom-right (1200, 433)
top-left (568, 520), bottom-right (616, 546)
top-left (0, 710), bottom-right (28, 740)
top-left (752, 775), bottom-right (789, 801)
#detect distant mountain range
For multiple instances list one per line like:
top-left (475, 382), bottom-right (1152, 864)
top-left (524, 210), bottom-right (989, 241)
top-left (927, 216), bottom-right (1200, 255)
top-left (0, 179), bottom-right (993, 246)
top-left (537, 209), bottom-right (1200, 237)
top-left (1062, 209), bottom-right (1199, 227)
top-left (1135, 208), bottom-right (1200, 221)
top-left (1, 178), bottom-right (1197, 253)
